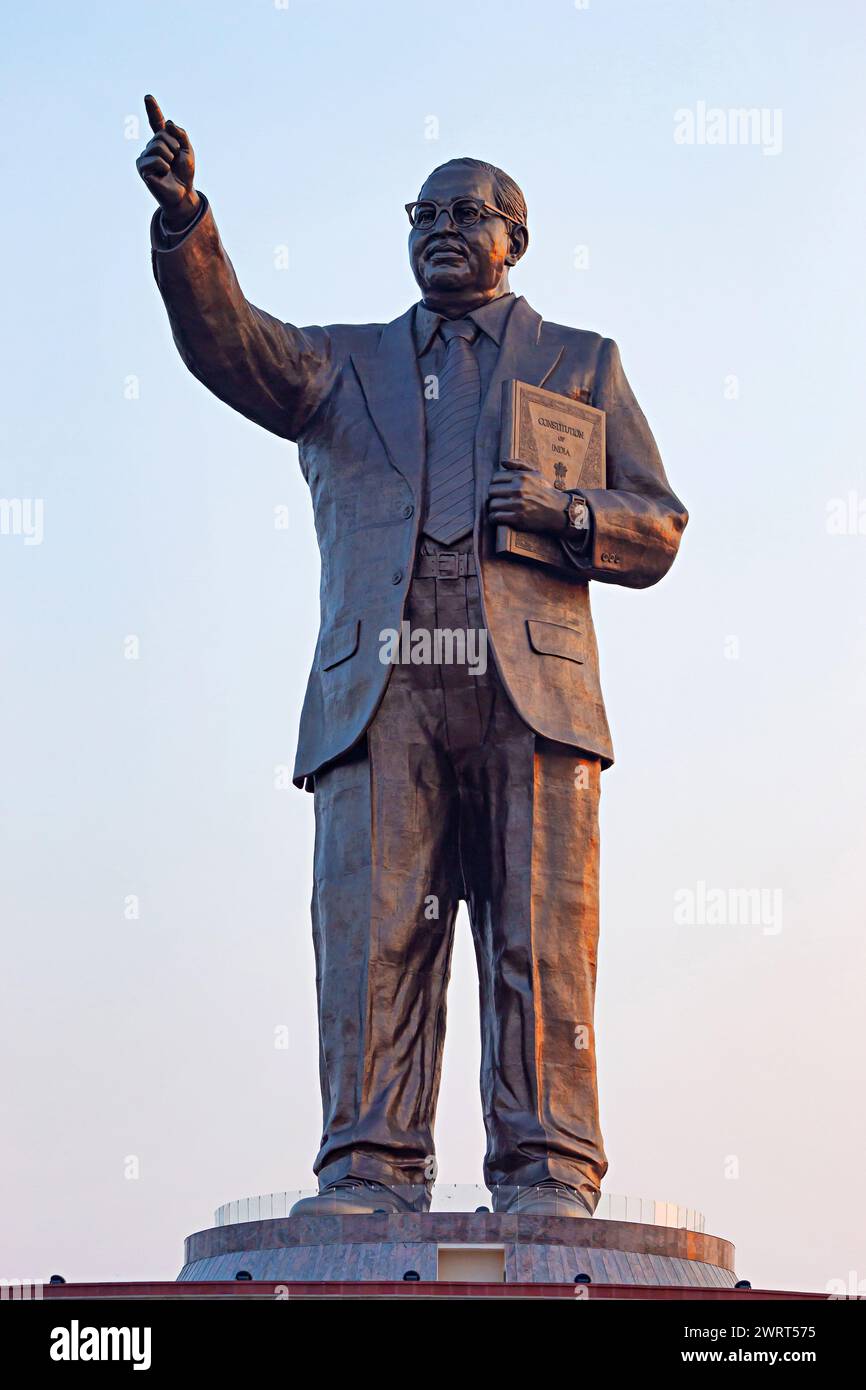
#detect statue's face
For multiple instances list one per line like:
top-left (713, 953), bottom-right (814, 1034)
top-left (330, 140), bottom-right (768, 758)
top-left (409, 165), bottom-right (518, 300)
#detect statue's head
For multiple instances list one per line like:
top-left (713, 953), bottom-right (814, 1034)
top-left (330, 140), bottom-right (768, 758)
top-left (408, 158), bottom-right (529, 310)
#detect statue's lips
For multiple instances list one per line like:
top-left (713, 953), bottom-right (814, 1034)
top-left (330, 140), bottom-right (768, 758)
top-left (425, 244), bottom-right (468, 264)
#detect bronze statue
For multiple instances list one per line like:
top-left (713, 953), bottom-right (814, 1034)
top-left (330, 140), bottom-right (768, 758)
top-left (138, 96), bottom-right (687, 1218)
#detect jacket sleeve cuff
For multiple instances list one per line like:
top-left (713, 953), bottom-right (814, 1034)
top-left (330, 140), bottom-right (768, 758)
top-left (150, 192), bottom-right (208, 252)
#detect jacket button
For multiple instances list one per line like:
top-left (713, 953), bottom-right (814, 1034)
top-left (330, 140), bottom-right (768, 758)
top-left (402, 504), bottom-right (414, 519)
top-left (391, 569), bottom-right (403, 585)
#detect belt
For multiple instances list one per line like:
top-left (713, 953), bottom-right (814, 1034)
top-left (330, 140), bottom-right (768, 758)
top-left (415, 550), bottom-right (477, 579)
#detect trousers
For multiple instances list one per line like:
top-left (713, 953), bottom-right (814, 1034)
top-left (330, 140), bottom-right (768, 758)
top-left (311, 538), bottom-right (607, 1210)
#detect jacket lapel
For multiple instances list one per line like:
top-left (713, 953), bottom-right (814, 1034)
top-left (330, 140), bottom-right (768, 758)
top-left (350, 308), bottom-right (425, 500)
top-left (474, 296), bottom-right (564, 511)
top-left (350, 297), bottom-right (564, 513)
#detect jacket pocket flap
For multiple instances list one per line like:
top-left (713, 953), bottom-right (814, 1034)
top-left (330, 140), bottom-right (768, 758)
top-left (320, 618), bottom-right (360, 671)
top-left (526, 619), bottom-right (584, 663)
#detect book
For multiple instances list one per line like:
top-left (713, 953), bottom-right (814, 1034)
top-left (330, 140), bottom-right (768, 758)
top-left (494, 378), bottom-right (606, 570)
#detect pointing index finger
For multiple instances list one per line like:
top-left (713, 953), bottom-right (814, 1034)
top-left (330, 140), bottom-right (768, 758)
top-left (144, 94), bottom-right (166, 133)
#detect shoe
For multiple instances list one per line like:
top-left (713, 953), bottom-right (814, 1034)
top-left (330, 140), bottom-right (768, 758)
top-left (289, 1179), bottom-right (425, 1216)
top-left (492, 1181), bottom-right (593, 1218)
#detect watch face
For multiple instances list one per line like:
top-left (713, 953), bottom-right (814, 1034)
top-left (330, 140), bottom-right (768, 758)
top-left (569, 496), bottom-right (589, 530)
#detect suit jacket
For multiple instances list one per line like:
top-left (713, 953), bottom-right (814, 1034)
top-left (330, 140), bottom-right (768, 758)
top-left (150, 198), bottom-right (688, 785)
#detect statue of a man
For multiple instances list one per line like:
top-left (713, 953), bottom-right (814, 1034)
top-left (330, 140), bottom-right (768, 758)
top-left (138, 96), bottom-right (687, 1218)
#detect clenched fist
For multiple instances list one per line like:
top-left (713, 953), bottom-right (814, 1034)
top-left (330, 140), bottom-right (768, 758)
top-left (136, 95), bottom-right (200, 231)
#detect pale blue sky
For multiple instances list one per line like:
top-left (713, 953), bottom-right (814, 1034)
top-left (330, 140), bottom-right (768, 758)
top-left (1, 0), bottom-right (864, 1291)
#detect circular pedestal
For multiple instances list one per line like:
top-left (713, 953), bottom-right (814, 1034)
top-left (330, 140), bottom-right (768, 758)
top-left (179, 1211), bottom-right (736, 1288)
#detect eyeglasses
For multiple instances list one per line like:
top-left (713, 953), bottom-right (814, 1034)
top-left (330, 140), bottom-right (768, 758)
top-left (405, 197), bottom-right (523, 231)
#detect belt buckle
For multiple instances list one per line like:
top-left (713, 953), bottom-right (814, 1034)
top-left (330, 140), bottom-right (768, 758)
top-left (436, 551), bottom-right (460, 579)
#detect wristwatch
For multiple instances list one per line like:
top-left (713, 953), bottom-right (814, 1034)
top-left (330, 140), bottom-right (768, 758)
top-left (566, 492), bottom-right (590, 534)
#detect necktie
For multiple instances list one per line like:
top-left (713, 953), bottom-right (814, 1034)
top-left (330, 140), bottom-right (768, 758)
top-left (422, 318), bottom-right (480, 544)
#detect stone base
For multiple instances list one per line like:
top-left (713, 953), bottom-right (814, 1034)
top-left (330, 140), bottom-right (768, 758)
top-left (179, 1211), bottom-right (737, 1288)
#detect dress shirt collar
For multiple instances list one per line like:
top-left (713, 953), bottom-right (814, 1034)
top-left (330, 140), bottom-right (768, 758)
top-left (413, 292), bottom-right (516, 357)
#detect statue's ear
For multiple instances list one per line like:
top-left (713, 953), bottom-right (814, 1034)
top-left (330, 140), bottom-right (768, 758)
top-left (505, 224), bottom-right (529, 267)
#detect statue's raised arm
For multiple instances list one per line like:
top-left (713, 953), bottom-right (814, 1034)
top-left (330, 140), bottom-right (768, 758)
top-left (137, 95), bottom-right (335, 441)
